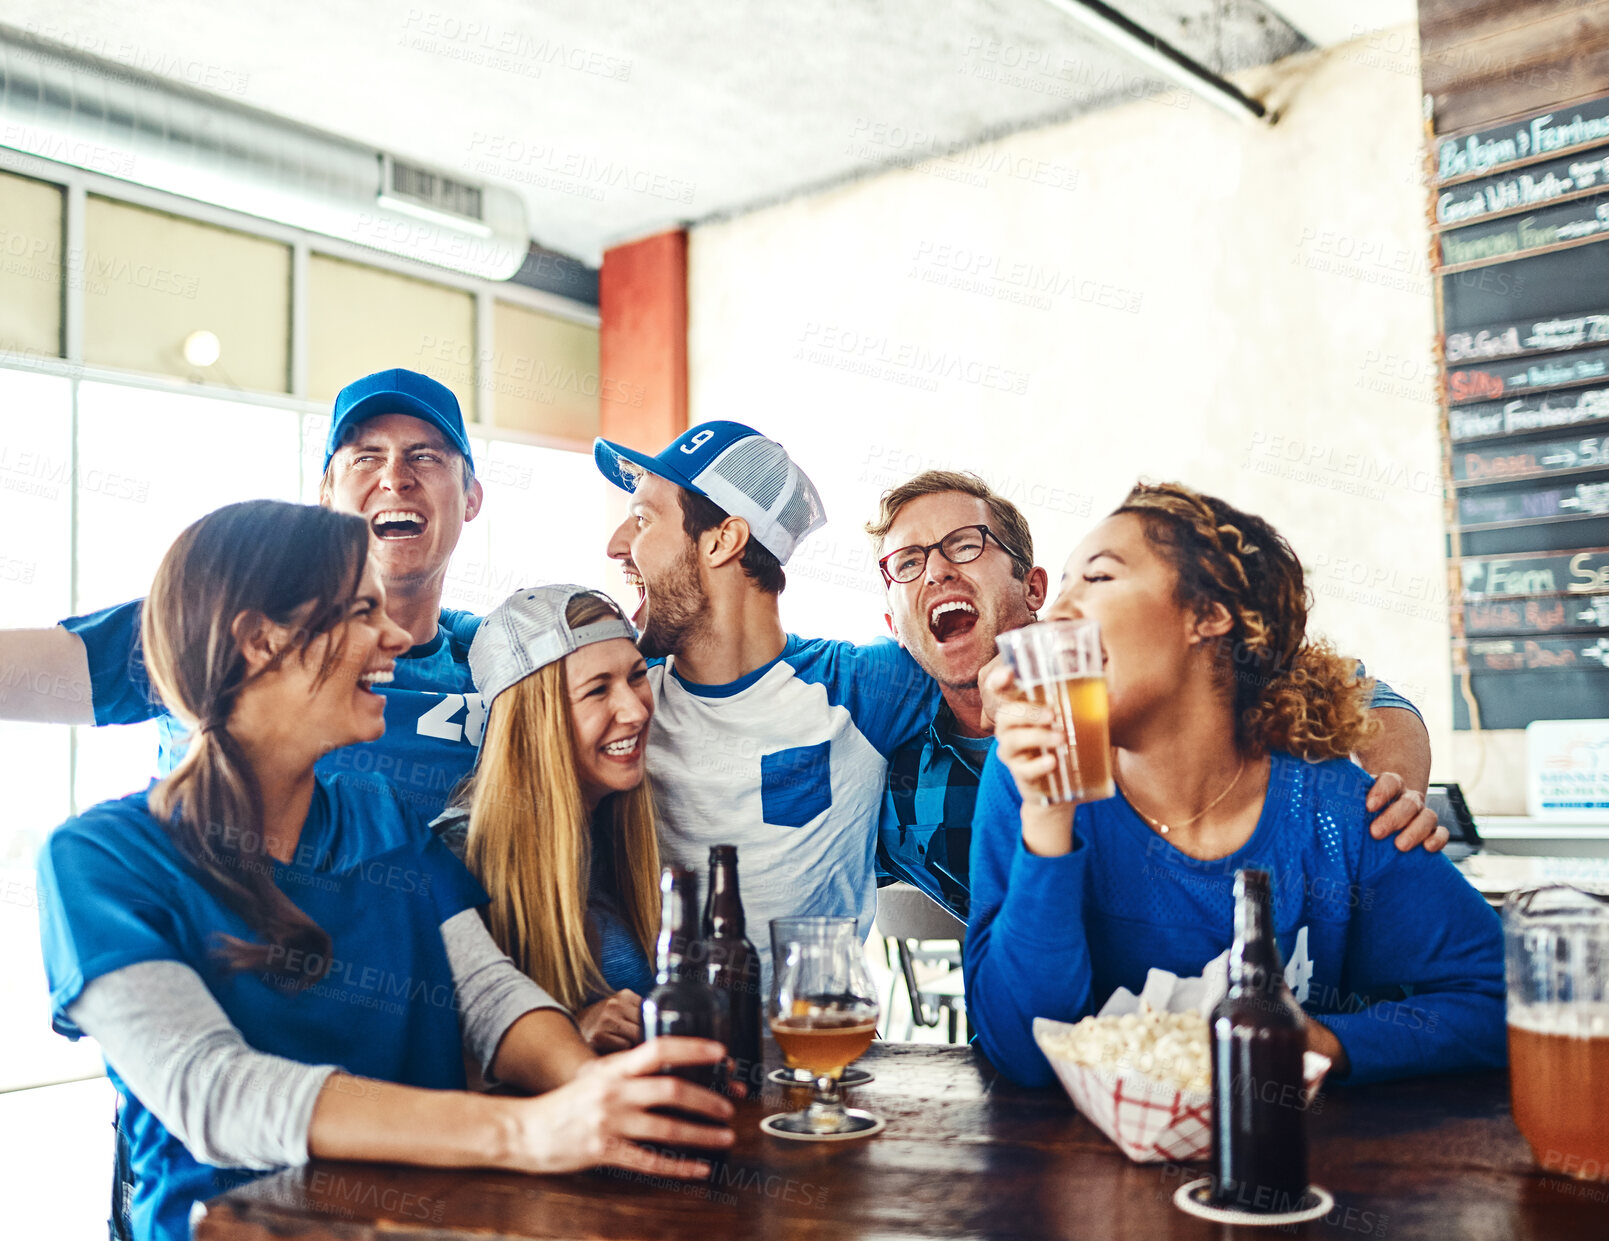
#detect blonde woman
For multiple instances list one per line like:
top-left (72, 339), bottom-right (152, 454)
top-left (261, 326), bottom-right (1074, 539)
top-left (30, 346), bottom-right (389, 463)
top-left (435, 585), bottom-right (661, 1052)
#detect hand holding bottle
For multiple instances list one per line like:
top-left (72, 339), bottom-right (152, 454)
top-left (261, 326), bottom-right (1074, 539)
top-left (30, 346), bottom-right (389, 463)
top-left (505, 1037), bottom-right (733, 1178)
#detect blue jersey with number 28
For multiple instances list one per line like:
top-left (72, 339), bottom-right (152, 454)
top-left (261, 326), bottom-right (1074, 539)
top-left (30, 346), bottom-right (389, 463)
top-left (61, 600), bottom-right (485, 820)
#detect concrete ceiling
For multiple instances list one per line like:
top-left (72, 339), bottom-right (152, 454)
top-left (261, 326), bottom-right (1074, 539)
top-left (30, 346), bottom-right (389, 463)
top-left (0, 1), bottom-right (1413, 266)
top-left (1260, 0), bottom-right (1416, 48)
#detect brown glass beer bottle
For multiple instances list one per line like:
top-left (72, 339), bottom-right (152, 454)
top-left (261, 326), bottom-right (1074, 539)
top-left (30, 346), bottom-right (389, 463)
top-left (1209, 868), bottom-right (1309, 1213)
top-left (703, 845), bottom-right (763, 1092)
top-left (642, 866), bottom-right (727, 1094)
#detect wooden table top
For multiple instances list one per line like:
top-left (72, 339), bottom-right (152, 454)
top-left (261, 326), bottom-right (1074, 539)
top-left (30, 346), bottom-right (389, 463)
top-left (195, 1042), bottom-right (1606, 1240)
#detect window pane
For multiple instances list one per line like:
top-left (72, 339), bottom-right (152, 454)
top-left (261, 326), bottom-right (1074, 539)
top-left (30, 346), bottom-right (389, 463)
top-left (74, 382), bottom-right (302, 613)
top-left (0, 367), bottom-right (72, 864)
top-left (82, 197), bottom-right (290, 393)
top-left (489, 301), bottom-right (600, 443)
top-left (307, 255), bottom-right (474, 405)
top-left (0, 369), bottom-right (72, 626)
top-left (444, 436), bottom-right (613, 615)
top-left (0, 368), bottom-right (96, 1093)
top-left (72, 383), bottom-right (304, 811)
top-left (0, 171), bottom-right (63, 361)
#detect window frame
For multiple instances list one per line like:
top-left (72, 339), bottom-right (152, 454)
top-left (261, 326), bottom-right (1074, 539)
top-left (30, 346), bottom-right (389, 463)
top-left (9, 153), bottom-right (598, 434)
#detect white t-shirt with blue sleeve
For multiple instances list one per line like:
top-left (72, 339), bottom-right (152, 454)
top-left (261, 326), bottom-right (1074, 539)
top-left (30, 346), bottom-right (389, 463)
top-left (646, 635), bottom-right (938, 959)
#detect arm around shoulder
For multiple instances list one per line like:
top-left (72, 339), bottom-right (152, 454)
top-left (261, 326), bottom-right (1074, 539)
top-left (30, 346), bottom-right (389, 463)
top-left (1354, 706), bottom-right (1432, 795)
top-left (0, 627), bottom-right (93, 723)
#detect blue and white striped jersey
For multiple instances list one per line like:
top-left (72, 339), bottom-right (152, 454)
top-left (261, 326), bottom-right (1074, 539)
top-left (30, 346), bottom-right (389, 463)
top-left (646, 635), bottom-right (939, 967)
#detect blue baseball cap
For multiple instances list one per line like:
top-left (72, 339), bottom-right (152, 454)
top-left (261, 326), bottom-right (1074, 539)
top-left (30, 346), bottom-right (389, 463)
top-left (594, 421), bottom-right (826, 564)
top-left (323, 369), bottom-right (474, 472)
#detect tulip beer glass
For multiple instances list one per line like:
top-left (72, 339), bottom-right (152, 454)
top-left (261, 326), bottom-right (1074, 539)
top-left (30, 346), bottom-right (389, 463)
top-left (995, 618), bottom-right (1114, 805)
top-left (1504, 885), bottom-right (1609, 1183)
top-left (763, 917), bottom-right (883, 1141)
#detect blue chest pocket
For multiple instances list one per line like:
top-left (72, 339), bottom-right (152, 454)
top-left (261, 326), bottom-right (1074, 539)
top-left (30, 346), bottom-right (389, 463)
top-left (761, 742), bottom-right (832, 828)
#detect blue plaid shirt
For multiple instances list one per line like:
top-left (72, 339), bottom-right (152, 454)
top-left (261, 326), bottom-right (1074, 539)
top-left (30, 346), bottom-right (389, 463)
top-left (876, 702), bottom-right (991, 921)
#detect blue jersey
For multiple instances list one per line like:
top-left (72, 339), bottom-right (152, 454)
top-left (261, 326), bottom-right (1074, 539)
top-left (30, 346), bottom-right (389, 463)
top-left (964, 749), bottom-right (1506, 1088)
top-left (62, 600), bottom-right (486, 820)
top-left (646, 636), bottom-right (938, 977)
top-left (36, 773), bottom-right (487, 1241)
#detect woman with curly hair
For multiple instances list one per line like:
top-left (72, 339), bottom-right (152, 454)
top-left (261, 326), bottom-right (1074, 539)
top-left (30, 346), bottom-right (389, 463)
top-left (964, 482), bottom-right (1505, 1087)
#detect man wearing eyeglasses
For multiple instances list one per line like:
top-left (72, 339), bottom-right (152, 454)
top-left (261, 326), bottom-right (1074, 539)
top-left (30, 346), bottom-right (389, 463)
top-left (866, 470), bottom-right (1447, 924)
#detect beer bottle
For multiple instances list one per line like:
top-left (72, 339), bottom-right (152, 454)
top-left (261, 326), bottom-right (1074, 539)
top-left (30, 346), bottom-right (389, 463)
top-left (642, 866), bottom-right (727, 1094)
top-left (703, 845), bottom-right (763, 1091)
top-left (1209, 868), bottom-right (1309, 1213)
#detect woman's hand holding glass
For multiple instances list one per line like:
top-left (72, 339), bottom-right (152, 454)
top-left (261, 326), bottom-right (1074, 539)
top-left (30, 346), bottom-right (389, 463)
top-left (986, 662), bottom-right (1079, 857)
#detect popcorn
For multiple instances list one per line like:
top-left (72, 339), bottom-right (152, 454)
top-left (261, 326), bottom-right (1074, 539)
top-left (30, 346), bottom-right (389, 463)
top-left (1037, 1002), bottom-right (1211, 1093)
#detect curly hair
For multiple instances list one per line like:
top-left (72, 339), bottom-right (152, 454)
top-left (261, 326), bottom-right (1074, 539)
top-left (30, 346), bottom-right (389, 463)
top-left (1114, 482), bottom-right (1379, 761)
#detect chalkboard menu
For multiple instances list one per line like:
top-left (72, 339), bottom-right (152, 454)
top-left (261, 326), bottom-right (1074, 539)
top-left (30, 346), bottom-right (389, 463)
top-left (1434, 95), bottom-right (1609, 729)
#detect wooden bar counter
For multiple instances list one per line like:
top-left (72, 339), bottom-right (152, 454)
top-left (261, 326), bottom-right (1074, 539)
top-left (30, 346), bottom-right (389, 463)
top-left (194, 1042), bottom-right (1605, 1240)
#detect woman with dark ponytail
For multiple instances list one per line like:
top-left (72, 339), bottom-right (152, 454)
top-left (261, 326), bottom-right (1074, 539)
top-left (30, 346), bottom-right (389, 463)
top-left (37, 501), bottom-right (731, 1241)
top-left (965, 482), bottom-right (1505, 1088)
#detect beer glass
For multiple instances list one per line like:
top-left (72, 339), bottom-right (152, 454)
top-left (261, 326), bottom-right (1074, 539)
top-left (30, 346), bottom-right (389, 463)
top-left (1504, 885), bottom-right (1609, 1182)
top-left (762, 917), bottom-right (884, 1141)
top-left (768, 917), bottom-right (872, 1087)
top-left (995, 618), bottom-right (1114, 804)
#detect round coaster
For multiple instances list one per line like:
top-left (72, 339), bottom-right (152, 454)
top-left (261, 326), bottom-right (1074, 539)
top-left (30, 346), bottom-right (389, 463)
top-left (1173, 1178), bottom-right (1334, 1226)
top-left (767, 1066), bottom-right (875, 1088)
top-left (760, 1109), bottom-right (886, 1142)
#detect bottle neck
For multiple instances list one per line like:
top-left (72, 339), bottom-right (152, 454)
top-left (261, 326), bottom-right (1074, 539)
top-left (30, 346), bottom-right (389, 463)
top-left (705, 859), bottom-right (746, 939)
top-left (656, 878), bottom-right (701, 981)
top-left (1227, 874), bottom-right (1284, 994)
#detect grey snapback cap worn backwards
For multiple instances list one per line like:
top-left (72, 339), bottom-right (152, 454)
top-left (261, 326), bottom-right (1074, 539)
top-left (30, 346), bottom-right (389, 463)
top-left (469, 584), bottom-right (637, 710)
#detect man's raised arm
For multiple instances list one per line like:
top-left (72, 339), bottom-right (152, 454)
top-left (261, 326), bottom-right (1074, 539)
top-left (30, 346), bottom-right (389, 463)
top-left (0, 628), bottom-right (94, 724)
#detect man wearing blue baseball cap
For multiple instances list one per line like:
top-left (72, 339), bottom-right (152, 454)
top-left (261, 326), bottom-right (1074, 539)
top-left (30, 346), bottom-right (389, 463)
top-left (1, 369), bottom-right (488, 819)
top-left (594, 421), bottom-right (939, 984)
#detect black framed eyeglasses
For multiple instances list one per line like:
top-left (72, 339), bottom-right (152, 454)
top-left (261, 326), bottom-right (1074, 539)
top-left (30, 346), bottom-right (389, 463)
top-left (878, 524), bottom-right (1024, 586)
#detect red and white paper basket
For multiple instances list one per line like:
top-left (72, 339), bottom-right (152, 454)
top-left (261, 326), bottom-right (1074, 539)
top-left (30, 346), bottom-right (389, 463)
top-left (1033, 1016), bottom-right (1214, 1162)
top-left (1032, 959), bottom-right (1332, 1165)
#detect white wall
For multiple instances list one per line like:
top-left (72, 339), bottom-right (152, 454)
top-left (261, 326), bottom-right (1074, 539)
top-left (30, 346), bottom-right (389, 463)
top-left (689, 28), bottom-right (1464, 780)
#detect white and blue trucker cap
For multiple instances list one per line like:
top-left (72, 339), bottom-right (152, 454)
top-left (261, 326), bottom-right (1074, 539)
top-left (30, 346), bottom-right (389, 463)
top-left (592, 421), bottom-right (827, 565)
top-left (469, 584), bottom-right (637, 711)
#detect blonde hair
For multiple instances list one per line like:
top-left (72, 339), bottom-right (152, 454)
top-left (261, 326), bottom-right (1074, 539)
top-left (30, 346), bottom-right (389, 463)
top-left (459, 594), bottom-right (660, 1009)
top-left (1115, 482), bottom-right (1379, 761)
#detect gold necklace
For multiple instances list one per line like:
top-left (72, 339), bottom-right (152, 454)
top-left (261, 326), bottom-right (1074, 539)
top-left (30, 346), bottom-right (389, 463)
top-left (1115, 757), bottom-right (1246, 836)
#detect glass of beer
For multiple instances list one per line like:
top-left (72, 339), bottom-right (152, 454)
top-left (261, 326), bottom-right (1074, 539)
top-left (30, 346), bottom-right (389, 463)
top-left (1504, 885), bottom-right (1609, 1183)
top-left (763, 917), bottom-right (884, 1141)
top-left (995, 618), bottom-right (1114, 804)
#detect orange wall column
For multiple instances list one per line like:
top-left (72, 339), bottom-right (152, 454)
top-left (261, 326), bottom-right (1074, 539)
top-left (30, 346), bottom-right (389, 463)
top-left (598, 229), bottom-right (688, 451)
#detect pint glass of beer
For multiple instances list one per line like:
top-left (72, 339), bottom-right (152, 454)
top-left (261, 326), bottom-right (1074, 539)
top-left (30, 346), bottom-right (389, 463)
top-left (1504, 885), bottom-right (1609, 1183)
top-left (995, 618), bottom-right (1114, 805)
